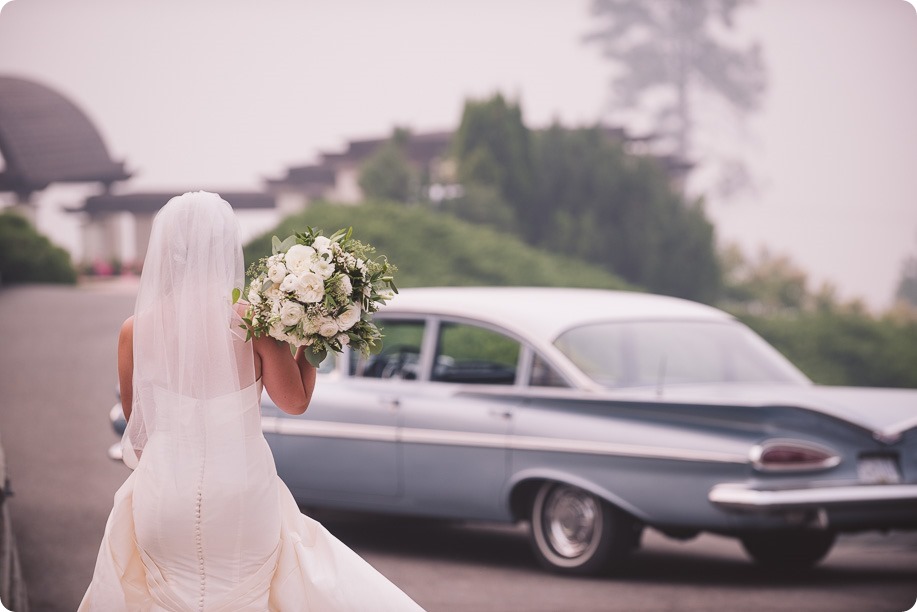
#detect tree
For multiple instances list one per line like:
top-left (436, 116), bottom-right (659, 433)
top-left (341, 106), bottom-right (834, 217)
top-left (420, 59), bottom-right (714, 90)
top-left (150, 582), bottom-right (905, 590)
top-left (584, 0), bottom-right (766, 196)
top-left (530, 124), bottom-right (721, 302)
top-left (451, 94), bottom-right (534, 221)
top-left (895, 250), bottom-right (917, 308)
top-left (358, 128), bottom-right (418, 202)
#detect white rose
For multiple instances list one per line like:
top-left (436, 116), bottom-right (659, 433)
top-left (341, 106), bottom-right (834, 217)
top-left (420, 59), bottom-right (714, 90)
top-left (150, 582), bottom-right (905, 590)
top-left (279, 274), bottom-right (299, 293)
top-left (285, 244), bottom-right (316, 275)
top-left (247, 287), bottom-right (262, 304)
top-left (268, 261), bottom-right (288, 284)
top-left (279, 300), bottom-right (305, 327)
top-left (337, 303), bottom-right (361, 331)
top-left (269, 322), bottom-right (289, 342)
top-left (312, 258), bottom-right (334, 280)
top-left (294, 272), bottom-right (325, 303)
top-left (336, 333), bottom-right (350, 347)
top-left (312, 236), bottom-right (331, 253)
top-left (264, 286), bottom-right (283, 302)
top-left (318, 317), bottom-right (339, 337)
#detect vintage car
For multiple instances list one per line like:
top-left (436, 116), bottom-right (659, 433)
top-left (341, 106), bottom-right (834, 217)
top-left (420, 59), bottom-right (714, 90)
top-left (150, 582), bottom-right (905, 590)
top-left (110, 287), bottom-right (917, 575)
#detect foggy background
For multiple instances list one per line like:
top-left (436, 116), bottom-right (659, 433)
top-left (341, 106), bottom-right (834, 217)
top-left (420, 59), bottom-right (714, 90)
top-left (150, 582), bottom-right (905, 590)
top-left (0, 0), bottom-right (915, 310)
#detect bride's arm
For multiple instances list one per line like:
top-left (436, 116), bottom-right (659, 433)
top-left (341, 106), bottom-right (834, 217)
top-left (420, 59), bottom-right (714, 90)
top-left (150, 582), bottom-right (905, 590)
top-left (255, 335), bottom-right (316, 415)
top-left (118, 317), bottom-right (134, 422)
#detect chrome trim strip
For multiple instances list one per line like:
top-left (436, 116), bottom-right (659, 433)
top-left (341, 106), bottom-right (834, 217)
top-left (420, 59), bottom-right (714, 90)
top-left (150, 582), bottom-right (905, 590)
top-left (261, 417), bottom-right (398, 442)
top-left (709, 483), bottom-right (917, 510)
top-left (509, 434), bottom-right (747, 464)
top-left (261, 418), bottom-right (747, 463)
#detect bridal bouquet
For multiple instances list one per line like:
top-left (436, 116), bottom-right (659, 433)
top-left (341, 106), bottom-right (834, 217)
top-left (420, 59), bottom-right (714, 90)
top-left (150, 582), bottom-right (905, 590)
top-left (237, 227), bottom-right (397, 366)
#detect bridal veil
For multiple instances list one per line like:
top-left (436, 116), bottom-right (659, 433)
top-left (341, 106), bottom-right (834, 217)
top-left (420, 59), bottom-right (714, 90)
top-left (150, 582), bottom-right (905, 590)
top-left (122, 191), bottom-right (255, 470)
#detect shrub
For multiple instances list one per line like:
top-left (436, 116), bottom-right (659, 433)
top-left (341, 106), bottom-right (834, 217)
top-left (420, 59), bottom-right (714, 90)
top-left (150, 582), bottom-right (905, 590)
top-left (0, 212), bottom-right (76, 285)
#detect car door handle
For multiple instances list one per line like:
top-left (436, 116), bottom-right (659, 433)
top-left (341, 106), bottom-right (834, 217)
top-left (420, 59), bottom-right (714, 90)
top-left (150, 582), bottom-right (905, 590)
top-left (378, 396), bottom-right (401, 411)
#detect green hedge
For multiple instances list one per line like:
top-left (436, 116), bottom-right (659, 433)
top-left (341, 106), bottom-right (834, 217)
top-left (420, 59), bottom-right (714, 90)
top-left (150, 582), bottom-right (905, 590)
top-left (244, 201), bottom-right (634, 290)
top-left (738, 311), bottom-right (917, 388)
top-left (0, 212), bottom-right (76, 285)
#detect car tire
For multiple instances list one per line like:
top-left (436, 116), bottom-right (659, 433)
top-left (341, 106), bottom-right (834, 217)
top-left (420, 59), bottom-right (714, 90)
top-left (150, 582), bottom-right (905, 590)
top-left (740, 530), bottom-right (836, 570)
top-left (529, 481), bottom-right (637, 575)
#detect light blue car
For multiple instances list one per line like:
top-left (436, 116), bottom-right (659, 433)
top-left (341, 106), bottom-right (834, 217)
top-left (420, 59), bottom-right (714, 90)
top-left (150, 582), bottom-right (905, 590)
top-left (113, 287), bottom-right (917, 575)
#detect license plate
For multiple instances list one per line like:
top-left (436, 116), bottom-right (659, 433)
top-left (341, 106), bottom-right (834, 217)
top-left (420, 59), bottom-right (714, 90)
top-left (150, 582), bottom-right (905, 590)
top-left (858, 456), bottom-right (901, 484)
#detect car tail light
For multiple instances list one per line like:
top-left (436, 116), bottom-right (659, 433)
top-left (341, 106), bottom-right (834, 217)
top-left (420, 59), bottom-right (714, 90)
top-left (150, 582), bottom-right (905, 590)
top-left (750, 439), bottom-right (841, 472)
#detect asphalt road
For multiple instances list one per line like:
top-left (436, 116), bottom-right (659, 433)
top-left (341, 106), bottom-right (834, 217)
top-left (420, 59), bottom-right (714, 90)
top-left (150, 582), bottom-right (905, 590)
top-left (0, 282), bottom-right (915, 612)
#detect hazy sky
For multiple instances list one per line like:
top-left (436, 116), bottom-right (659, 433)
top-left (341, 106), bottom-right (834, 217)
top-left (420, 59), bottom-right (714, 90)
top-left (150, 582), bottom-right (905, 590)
top-left (0, 0), bottom-right (915, 310)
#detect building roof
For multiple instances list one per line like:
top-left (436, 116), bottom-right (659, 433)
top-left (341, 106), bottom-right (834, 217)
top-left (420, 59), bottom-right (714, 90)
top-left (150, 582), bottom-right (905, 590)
top-left (68, 191), bottom-right (275, 215)
top-left (0, 76), bottom-right (131, 197)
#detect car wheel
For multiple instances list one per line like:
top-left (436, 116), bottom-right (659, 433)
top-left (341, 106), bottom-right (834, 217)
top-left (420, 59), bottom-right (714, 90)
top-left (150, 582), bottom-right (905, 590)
top-left (529, 481), bottom-right (636, 575)
top-left (740, 530), bottom-right (836, 570)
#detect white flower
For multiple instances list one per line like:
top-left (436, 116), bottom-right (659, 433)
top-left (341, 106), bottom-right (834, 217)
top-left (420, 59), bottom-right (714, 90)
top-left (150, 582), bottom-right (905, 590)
top-left (251, 315), bottom-right (260, 328)
top-left (303, 315), bottom-right (320, 335)
top-left (363, 286), bottom-right (371, 297)
top-left (279, 300), bottom-right (305, 327)
top-left (336, 332), bottom-right (350, 347)
top-left (338, 275), bottom-right (353, 297)
top-left (269, 321), bottom-right (290, 343)
top-left (285, 244), bottom-right (316, 275)
top-left (279, 274), bottom-right (299, 293)
top-left (378, 288), bottom-right (395, 301)
top-left (267, 261), bottom-right (288, 284)
top-left (337, 303), bottom-right (361, 331)
top-left (312, 258), bottom-right (335, 280)
top-left (247, 287), bottom-right (262, 304)
top-left (264, 286), bottom-right (283, 302)
top-left (318, 316), bottom-right (340, 337)
top-left (313, 236), bottom-right (331, 253)
top-left (294, 272), bottom-right (324, 303)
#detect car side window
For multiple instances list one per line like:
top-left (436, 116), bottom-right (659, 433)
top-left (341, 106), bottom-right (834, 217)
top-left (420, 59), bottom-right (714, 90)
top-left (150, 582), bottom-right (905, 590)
top-left (351, 319), bottom-right (425, 380)
top-left (529, 353), bottom-right (570, 388)
top-left (431, 322), bottom-right (520, 385)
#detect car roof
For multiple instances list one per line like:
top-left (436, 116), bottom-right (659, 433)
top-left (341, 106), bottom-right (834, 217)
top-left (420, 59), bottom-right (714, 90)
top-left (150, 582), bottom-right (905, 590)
top-left (379, 287), bottom-right (732, 342)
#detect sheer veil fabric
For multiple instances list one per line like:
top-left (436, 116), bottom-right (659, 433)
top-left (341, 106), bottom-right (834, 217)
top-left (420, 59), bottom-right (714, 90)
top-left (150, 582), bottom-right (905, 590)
top-left (80, 192), bottom-right (425, 611)
top-left (122, 191), bottom-right (253, 470)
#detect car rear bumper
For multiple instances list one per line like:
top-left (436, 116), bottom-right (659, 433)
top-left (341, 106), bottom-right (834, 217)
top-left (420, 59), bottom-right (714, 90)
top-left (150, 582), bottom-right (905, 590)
top-left (709, 483), bottom-right (917, 511)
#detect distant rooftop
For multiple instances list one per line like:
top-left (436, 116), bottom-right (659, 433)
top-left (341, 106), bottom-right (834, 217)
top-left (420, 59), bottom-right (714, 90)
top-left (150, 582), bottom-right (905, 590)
top-left (0, 75), bottom-right (131, 198)
top-left (67, 191), bottom-right (275, 215)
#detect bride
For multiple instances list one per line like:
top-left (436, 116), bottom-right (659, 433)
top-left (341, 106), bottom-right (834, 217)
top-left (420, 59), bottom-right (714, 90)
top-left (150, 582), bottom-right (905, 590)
top-left (80, 192), bottom-right (425, 611)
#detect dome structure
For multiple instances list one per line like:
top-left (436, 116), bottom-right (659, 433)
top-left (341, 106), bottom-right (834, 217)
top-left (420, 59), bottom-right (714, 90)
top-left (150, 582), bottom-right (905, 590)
top-left (0, 75), bottom-right (130, 199)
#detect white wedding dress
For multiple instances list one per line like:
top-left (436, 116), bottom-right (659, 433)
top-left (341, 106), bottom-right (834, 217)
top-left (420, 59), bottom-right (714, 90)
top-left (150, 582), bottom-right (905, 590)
top-left (79, 192), bottom-right (425, 612)
top-left (79, 381), bottom-right (424, 612)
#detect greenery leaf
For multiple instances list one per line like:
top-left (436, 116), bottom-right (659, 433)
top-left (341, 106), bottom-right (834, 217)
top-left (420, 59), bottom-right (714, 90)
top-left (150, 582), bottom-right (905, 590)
top-left (279, 235), bottom-right (297, 253)
top-left (304, 347), bottom-right (327, 368)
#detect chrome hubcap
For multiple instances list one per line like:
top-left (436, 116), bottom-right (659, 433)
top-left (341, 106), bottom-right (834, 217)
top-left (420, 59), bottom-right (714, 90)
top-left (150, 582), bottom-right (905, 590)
top-left (543, 485), bottom-right (599, 558)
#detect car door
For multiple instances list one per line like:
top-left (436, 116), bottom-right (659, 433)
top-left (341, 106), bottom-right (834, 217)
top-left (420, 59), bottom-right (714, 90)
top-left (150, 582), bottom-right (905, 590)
top-left (267, 318), bottom-right (425, 502)
top-left (397, 318), bottom-right (521, 520)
